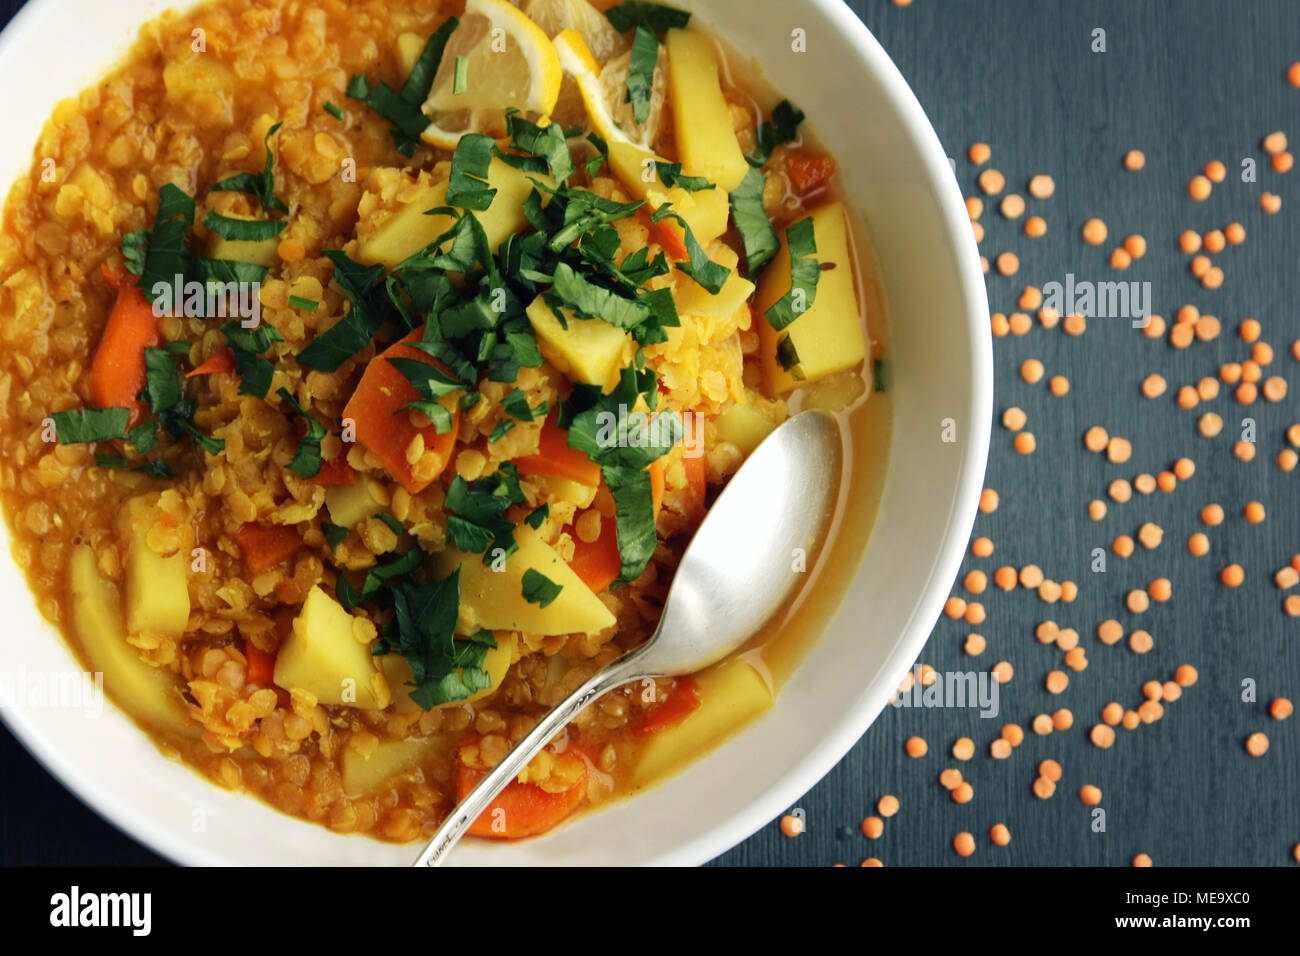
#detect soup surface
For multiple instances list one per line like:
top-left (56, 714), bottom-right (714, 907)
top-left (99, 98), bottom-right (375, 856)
top-left (0, 0), bottom-right (889, 843)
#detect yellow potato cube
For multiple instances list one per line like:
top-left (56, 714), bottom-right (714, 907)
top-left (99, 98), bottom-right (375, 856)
top-left (633, 657), bottom-right (773, 785)
top-left (664, 29), bottom-right (749, 193)
top-left (118, 494), bottom-right (191, 640)
top-left (274, 586), bottom-right (391, 709)
top-left (757, 202), bottom-right (867, 394)
top-left (433, 526), bottom-right (615, 636)
top-left (525, 294), bottom-right (633, 393)
top-left (359, 159), bottom-right (553, 270)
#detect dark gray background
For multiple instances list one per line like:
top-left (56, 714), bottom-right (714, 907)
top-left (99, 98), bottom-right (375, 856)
top-left (2, 0), bottom-right (1297, 867)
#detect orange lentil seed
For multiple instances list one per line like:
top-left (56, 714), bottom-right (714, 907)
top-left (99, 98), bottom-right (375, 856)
top-left (1082, 218), bottom-right (1107, 245)
top-left (1129, 629), bottom-right (1154, 653)
top-left (1269, 699), bottom-right (1293, 720)
top-left (978, 168), bottom-right (1004, 194)
top-left (1024, 215), bottom-right (1046, 237)
top-left (1188, 533), bottom-right (1210, 556)
top-left (1245, 732), bottom-right (1269, 756)
top-left (990, 823), bottom-right (1011, 846)
top-left (1221, 564), bottom-right (1245, 587)
top-left (1124, 150), bottom-right (1145, 170)
top-left (953, 832), bottom-right (975, 857)
top-left (1090, 724), bottom-right (1116, 748)
top-left (905, 736), bottom-right (928, 757)
top-left (1188, 175), bottom-right (1212, 200)
top-left (1079, 785), bottom-right (1102, 806)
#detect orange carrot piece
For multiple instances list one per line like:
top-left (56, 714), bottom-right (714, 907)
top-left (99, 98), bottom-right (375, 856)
top-left (786, 151), bottom-right (838, 196)
top-left (569, 507), bottom-right (622, 593)
top-left (457, 745), bottom-right (589, 839)
top-left (514, 414), bottom-right (601, 486)
top-left (100, 262), bottom-right (125, 291)
top-left (89, 284), bottom-right (160, 428)
top-left (635, 676), bottom-right (702, 735)
top-left (305, 457), bottom-right (356, 487)
top-left (639, 207), bottom-right (688, 261)
top-left (235, 523), bottom-right (302, 575)
top-left (568, 458), bottom-right (667, 593)
top-left (244, 641), bottom-right (275, 685)
top-left (342, 327), bottom-right (460, 495)
top-left (187, 348), bottom-right (236, 378)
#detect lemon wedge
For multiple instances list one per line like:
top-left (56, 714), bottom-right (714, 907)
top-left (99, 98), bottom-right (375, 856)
top-left (421, 0), bottom-right (563, 150)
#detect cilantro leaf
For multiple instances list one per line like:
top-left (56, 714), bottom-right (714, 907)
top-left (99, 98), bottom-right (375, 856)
top-left (221, 320), bottom-right (283, 399)
top-left (603, 464), bottom-right (658, 585)
top-left (499, 112), bottom-right (575, 184)
top-left (142, 347), bottom-right (181, 414)
top-left (730, 167), bottom-right (779, 275)
top-left (322, 522), bottom-right (350, 551)
top-left (763, 215), bottom-right (820, 331)
top-left (650, 161), bottom-right (714, 192)
top-left (524, 503), bottom-right (549, 529)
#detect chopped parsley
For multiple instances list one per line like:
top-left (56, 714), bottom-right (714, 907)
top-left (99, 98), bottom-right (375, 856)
top-left (452, 55), bottom-right (469, 95)
top-left (625, 25), bottom-right (660, 127)
top-left (604, 1), bottom-right (692, 33)
top-left (730, 167), bottom-right (779, 275)
top-left (764, 215), bottom-right (820, 331)
top-left (444, 464), bottom-right (526, 560)
top-left (202, 211), bottom-right (287, 243)
top-left (521, 568), bottom-right (563, 608)
top-left (322, 522), bottom-right (350, 551)
top-left (373, 568), bottom-right (497, 709)
top-left (524, 503), bottom-right (549, 529)
top-left (276, 387), bottom-right (326, 479)
top-left (287, 295), bottom-right (319, 312)
top-left (746, 99), bottom-right (806, 168)
top-left (445, 133), bottom-right (498, 212)
top-left (346, 18), bottom-right (458, 157)
top-left (649, 207), bottom-right (731, 294)
top-left (323, 101), bottom-right (345, 122)
top-left (297, 251), bottom-right (391, 372)
top-left (209, 122), bottom-right (289, 214)
top-left (222, 320), bottom-right (284, 399)
top-left (51, 407), bottom-right (129, 444)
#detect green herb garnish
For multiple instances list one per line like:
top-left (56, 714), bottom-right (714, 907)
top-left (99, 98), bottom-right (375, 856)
top-left (202, 211), bottom-right (287, 243)
top-left (346, 18), bottom-right (457, 157)
top-left (763, 215), bottom-right (819, 331)
top-left (730, 167), bottom-right (779, 275)
top-left (276, 387), bottom-right (326, 479)
top-left (521, 568), bottom-right (563, 608)
top-left (746, 99), bottom-right (806, 168)
top-left (53, 407), bottom-right (129, 444)
top-left (209, 122), bottom-right (289, 215)
top-left (604, 1), bottom-right (691, 33)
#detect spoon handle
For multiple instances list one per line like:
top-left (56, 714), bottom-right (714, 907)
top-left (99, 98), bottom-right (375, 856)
top-left (412, 648), bottom-right (650, 867)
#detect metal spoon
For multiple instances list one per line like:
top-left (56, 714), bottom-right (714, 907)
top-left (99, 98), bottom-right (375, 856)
top-left (412, 408), bottom-right (844, 866)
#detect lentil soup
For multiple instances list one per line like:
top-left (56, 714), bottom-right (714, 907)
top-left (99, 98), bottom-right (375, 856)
top-left (0, 0), bottom-right (889, 846)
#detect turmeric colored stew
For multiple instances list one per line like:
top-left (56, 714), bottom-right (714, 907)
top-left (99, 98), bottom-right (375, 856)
top-left (0, 0), bottom-right (882, 843)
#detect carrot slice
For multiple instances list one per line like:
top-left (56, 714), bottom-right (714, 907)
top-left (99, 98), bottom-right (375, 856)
top-left (786, 151), bottom-right (838, 197)
top-left (638, 206), bottom-right (688, 261)
top-left (515, 413), bottom-right (602, 486)
top-left (89, 284), bottom-right (160, 428)
top-left (244, 641), bottom-right (276, 685)
top-left (635, 676), bottom-right (702, 735)
top-left (341, 327), bottom-right (460, 494)
top-left (456, 744), bottom-right (590, 839)
top-left (100, 262), bottom-right (125, 292)
top-left (304, 457), bottom-right (356, 487)
top-left (187, 348), bottom-right (236, 378)
top-left (235, 523), bottom-right (302, 575)
top-left (568, 460), bottom-right (666, 593)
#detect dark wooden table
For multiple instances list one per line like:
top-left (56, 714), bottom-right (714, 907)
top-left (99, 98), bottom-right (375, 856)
top-left (2, 0), bottom-right (1298, 867)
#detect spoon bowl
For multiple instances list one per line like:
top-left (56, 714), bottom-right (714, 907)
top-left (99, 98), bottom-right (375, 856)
top-left (413, 408), bottom-right (844, 866)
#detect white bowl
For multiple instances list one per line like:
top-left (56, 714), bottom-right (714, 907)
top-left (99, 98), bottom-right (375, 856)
top-left (0, 0), bottom-right (990, 865)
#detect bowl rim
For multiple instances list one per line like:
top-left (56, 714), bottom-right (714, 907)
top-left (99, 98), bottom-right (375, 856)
top-left (0, 0), bottom-right (991, 866)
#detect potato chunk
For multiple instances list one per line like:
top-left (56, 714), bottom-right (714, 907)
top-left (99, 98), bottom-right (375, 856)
top-left (433, 527), bottom-right (615, 636)
top-left (757, 202), bottom-right (868, 394)
top-left (664, 29), bottom-right (749, 193)
top-left (68, 545), bottom-right (196, 736)
top-left (342, 736), bottom-right (441, 796)
top-left (358, 160), bottom-right (553, 270)
top-left (118, 493), bottom-right (191, 640)
top-left (633, 657), bottom-right (773, 785)
top-left (274, 587), bottom-right (391, 709)
top-left (526, 294), bottom-right (633, 393)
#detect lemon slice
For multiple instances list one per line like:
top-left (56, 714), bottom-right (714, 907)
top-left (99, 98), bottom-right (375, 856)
top-left (421, 0), bottom-right (563, 150)
top-left (523, 0), bottom-right (628, 65)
